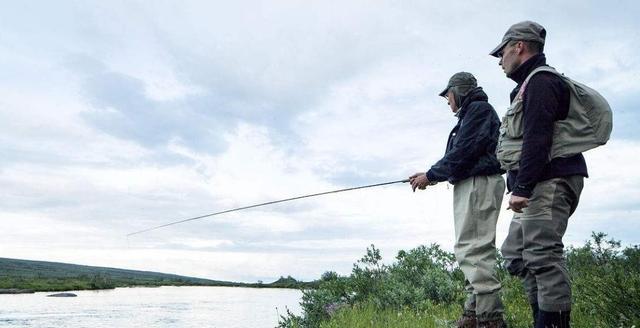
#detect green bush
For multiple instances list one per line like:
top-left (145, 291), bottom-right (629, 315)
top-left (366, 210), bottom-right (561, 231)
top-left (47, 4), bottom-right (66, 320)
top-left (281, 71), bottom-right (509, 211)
top-left (569, 233), bottom-right (640, 327)
top-left (381, 244), bottom-right (463, 309)
top-left (279, 244), bottom-right (464, 328)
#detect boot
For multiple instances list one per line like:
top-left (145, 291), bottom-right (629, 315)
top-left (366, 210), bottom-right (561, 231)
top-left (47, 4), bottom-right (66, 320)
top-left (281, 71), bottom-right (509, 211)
top-left (477, 318), bottom-right (508, 328)
top-left (535, 310), bottom-right (570, 328)
top-left (531, 303), bottom-right (539, 327)
top-left (455, 310), bottom-right (477, 328)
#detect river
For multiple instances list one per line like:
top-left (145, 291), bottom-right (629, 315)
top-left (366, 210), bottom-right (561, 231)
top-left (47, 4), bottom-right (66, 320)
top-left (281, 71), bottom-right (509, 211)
top-left (0, 286), bottom-right (302, 328)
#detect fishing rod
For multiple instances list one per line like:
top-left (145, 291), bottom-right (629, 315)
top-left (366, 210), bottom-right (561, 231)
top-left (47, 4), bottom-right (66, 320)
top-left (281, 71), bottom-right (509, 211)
top-left (127, 178), bottom-right (410, 237)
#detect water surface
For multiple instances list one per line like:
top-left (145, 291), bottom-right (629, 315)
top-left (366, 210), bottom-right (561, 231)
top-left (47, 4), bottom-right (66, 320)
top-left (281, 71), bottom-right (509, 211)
top-left (0, 286), bottom-right (302, 328)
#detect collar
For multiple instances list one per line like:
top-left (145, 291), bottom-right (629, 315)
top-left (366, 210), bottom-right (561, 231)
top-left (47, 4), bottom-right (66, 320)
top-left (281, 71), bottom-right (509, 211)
top-left (456, 87), bottom-right (488, 119)
top-left (509, 53), bottom-right (547, 84)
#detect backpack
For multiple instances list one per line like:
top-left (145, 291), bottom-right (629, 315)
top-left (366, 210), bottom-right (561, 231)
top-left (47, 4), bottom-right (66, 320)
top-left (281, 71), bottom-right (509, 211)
top-left (496, 66), bottom-right (613, 170)
top-left (539, 66), bottom-right (613, 155)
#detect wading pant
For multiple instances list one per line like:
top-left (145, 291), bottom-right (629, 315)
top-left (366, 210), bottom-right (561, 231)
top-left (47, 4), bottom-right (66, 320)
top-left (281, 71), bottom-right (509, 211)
top-left (453, 174), bottom-right (505, 321)
top-left (501, 176), bottom-right (584, 312)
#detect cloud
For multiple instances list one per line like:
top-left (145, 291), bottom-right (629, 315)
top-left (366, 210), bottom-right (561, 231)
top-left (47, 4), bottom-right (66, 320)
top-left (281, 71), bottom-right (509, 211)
top-left (1, 0), bottom-right (639, 282)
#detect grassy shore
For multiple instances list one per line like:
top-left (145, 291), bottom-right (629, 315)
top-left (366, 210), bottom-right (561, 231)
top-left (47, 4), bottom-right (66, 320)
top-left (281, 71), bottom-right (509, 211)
top-left (319, 302), bottom-right (460, 328)
top-left (278, 232), bottom-right (640, 328)
top-left (316, 277), bottom-right (598, 328)
top-left (0, 275), bottom-right (314, 293)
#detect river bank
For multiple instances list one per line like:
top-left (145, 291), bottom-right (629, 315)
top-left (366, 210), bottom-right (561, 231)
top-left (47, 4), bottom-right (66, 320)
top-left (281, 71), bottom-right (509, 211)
top-left (0, 288), bottom-right (35, 294)
top-left (1, 257), bottom-right (316, 294)
top-left (277, 233), bottom-right (640, 328)
top-left (0, 275), bottom-right (315, 294)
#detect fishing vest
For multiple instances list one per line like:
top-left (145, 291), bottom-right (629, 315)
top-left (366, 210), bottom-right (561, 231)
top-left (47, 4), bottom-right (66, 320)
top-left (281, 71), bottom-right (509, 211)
top-left (496, 66), bottom-right (613, 171)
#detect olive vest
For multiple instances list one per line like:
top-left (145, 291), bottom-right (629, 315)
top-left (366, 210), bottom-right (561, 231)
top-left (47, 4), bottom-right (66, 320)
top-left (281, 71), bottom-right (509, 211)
top-left (496, 66), bottom-right (612, 171)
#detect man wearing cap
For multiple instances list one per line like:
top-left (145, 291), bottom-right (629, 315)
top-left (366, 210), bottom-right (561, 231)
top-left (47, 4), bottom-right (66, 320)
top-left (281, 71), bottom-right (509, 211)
top-left (490, 21), bottom-right (588, 328)
top-left (410, 72), bottom-right (506, 328)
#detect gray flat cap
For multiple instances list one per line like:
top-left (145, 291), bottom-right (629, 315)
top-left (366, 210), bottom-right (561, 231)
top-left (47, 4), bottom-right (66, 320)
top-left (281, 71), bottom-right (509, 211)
top-left (489, 21), bottom-right (546, 57)
top-left (439, 72), bottom-right (477, 97)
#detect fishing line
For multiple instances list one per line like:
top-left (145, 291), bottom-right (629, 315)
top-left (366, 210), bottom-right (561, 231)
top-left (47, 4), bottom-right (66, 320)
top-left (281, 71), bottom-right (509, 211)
top-left (127, 179), bottom-right (409, 237)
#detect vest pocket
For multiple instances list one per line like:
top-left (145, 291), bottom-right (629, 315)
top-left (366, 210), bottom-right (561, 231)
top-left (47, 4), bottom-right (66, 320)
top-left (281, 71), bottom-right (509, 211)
top-left (496, 142), bottom-right (521, 171)
top-left (503, 101), bottom-right (524, 138)
top-left (497, 101), bottom-right (526, 170)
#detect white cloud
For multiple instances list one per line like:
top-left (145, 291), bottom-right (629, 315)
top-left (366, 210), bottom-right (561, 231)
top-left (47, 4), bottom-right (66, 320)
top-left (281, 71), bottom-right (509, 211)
top-left (0, 1), bottom-right (638, 283)
top-left (169, 238), bottom-right (235, 249)
top-left (581, 140), bottom-right (640, 210)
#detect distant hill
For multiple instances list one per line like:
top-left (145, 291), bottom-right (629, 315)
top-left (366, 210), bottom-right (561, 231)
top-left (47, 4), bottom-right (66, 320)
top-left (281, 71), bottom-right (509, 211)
top-left (0, 258), bottom-right (316, 293)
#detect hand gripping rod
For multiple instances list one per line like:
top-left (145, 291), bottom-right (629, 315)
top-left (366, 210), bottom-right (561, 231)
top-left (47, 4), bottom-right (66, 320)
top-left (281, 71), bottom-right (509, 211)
top-left (126, 179), bottom-right (410, 237)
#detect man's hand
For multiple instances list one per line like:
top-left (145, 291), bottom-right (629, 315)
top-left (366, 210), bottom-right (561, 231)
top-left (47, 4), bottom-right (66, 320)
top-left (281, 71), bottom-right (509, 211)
top-left (409, 172), bottom-right (430, 192)
top-left (507, 195), bottom-right (529, 213)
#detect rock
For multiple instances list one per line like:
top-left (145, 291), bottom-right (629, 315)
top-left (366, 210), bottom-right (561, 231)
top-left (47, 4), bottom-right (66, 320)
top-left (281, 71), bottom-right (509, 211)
top-left (47, 292), bottom-right (77, 297)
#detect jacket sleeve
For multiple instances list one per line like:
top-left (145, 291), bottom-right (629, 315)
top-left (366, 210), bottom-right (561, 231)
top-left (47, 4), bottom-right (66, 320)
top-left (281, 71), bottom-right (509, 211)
top-left (512, 73), bottom-right (569, 197)
top-left (426, 157), bottom-right (450, 182)
top-left (426, 103), bottom-right (495, 182)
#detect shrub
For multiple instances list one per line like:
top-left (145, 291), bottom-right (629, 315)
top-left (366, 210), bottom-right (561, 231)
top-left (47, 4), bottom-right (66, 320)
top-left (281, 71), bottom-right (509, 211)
top-left (569, 232), bottom-right (640, 327)
top-left (279, 244), bottom-right (464, 328)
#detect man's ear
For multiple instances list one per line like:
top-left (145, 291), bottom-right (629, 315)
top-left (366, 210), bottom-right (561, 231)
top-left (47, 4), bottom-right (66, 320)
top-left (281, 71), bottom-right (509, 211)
top-left (516, 41), bottom-right (526, 55)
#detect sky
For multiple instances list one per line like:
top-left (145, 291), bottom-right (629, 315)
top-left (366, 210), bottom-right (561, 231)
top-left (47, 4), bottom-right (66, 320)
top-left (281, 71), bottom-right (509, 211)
top-left (1, 1), bottom-right (639, 283)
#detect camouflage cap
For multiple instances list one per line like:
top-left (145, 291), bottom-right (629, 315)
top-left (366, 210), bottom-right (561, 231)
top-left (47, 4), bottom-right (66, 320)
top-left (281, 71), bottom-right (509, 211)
top-left (489, 21), bottom-right (546, 57)
top-left (439, 72), bottom-right (477, 97)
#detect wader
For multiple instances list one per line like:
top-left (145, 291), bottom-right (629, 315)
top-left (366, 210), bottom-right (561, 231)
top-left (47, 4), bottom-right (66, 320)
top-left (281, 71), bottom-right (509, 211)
top-left (453, 174), bottom-right (505, 321)
top-left (500, 175), bottom-right (583, 311)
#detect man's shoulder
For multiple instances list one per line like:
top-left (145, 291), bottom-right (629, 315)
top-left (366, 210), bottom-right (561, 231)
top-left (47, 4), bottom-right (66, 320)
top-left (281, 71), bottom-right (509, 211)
top-left (525, 67), bottom-right (569, 97)
top-left (466, 99), bottom-right (495, 113)
top-left (527, 68), bottom-right (565, 87)
top-left (462, 100), bottom-right (498, 122)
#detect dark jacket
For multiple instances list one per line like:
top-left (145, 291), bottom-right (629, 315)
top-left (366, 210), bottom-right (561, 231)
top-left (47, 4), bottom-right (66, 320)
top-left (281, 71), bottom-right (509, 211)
top-left (426, 87), bottom-right (504, 184)
top-left (507, 53), bottom-right (589, 197)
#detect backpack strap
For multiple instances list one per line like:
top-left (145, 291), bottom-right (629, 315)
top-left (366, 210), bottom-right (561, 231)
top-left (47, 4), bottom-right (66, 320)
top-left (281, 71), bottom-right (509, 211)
top-left (516, 66), bottom-right (561, 101)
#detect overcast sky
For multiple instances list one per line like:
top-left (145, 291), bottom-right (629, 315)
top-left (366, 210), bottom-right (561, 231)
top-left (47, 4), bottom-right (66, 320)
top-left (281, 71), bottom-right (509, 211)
top-left (1, 1), bottom-right (639, 283)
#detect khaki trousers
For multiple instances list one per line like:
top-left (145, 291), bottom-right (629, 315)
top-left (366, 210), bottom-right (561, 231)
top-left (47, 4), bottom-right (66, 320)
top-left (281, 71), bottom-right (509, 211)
top-left (501, 176), bottom-right (583, 312)
top-left (453, 174), bottom-right (505, 320)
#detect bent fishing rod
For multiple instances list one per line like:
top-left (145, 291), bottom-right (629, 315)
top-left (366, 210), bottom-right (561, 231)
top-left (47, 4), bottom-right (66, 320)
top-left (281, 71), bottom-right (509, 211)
top-left (127, 178), bottom-right (410, 237)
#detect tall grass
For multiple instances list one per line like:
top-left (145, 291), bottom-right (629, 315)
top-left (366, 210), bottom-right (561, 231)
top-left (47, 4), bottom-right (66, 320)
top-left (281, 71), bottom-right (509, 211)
top-left (278, 232), bottom-right (640, 328)
top-left (320, 302), bottom-right (460, 328)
